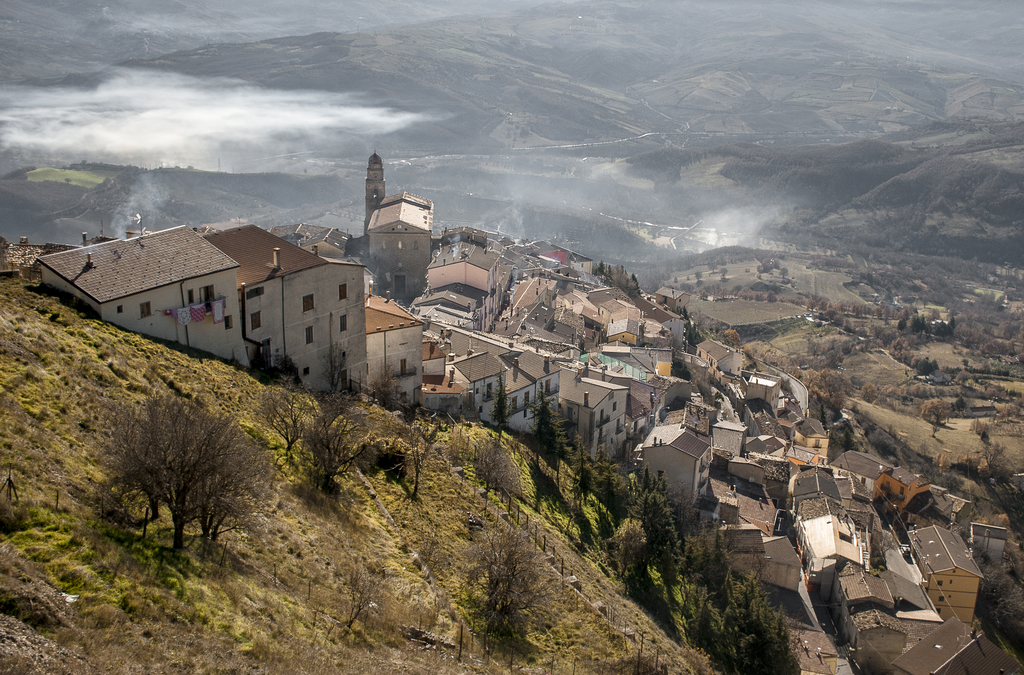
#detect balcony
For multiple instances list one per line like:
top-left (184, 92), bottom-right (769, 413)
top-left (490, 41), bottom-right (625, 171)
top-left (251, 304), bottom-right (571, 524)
top-left (396, 366), bottom-right (418, 379)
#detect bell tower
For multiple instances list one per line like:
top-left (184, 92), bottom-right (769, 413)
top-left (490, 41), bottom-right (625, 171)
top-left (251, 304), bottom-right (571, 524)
top-left (364, 152), bottom-right (385, 235)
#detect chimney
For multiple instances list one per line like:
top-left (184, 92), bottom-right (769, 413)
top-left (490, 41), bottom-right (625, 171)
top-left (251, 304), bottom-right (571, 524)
top-left (313, 244), bottom-right (319, 256)
top-left (82, 232), bottom-right (87, 245)
top-left (368, 281), bottom-right (373, 296)
top-left (513, 358), bottom-right (519, 368)
top-left (449, 367), bottom-right (455, 381)
top-left (447, 353), bottom-right (455, 362)
top-left (19, 236), bottom-right (28, 245)
top-left (272, 247), bottom-right (281, 268)
top-left (386, 291), bottom-right (391, 302)
top-left (584, 391), bottom-right (590, 407)
top-left (544, 355), bottom-right (549, 365)
top-left (86, 253), bottom-right (92, 266)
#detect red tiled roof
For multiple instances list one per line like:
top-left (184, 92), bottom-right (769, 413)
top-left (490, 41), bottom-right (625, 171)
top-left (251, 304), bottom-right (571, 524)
top-left (365, 294), bottom-right (422, 334)
top-left (204, 225), bottom-right (328, 287)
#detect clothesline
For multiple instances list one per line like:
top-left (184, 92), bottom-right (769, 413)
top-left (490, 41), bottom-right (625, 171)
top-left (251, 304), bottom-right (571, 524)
top-left (163, 297), bottom-right (227, 325)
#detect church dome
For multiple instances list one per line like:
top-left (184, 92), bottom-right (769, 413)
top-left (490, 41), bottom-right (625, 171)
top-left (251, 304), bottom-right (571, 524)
top-left (368, 152), bottom-right (383, 167)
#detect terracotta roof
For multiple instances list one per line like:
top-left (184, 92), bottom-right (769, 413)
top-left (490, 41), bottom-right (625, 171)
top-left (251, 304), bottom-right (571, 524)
top-left (627, 380), bottom-right (658, 421)
top-left (909, 526), bottom-right (983, 578)
top-left (737, 493), bottom-right (777, 536)
top-left (40, 227), bottom-right (237, 304)
top-left (367, 192), bottom-right (433, 233)
top-left (204, 225), bottom-right (332, 287)
top-left (421, 374), bottom-right (464, 394)
top-left (656, 287), bottom-right (689, 301)
top-left (833, 451), bottom-right (894, 480)
top-left (423, 340), bottom-right (447, 362)
top-left (365, 294), bottom-right (422, 334)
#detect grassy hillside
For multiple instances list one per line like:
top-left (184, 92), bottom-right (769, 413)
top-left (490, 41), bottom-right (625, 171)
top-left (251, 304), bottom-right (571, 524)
top-left (0, 278), bottom-right (716, 673)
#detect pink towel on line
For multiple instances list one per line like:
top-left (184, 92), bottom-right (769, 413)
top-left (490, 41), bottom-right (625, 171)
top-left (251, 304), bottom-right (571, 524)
top-left (190, 303), bottom-right (206, 322)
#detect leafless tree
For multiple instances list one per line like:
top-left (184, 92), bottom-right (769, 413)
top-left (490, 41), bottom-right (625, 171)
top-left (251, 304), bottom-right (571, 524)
top-left (301, 395), bottom-right (366, 493)
top-left (474, 437), bottom-right (521, 496)
top-left (467, 526), bottom-right (553, 635)
top-left (105, 395), bottom-right (270, 549)
top-left (610, 518), bottom-right (647, 574)
top-left (368, 363), bottom-right (400, 409)
top-left (344, 560), bottom-right (378, 632)
top-left (321, 341), bottom-right (348, 393)
top-left (259, 386), bottom-right (312, 464)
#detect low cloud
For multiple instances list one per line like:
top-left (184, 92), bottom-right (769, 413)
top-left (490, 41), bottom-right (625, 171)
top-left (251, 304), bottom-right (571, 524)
top-left (0, 69), bottom-right (429, 169)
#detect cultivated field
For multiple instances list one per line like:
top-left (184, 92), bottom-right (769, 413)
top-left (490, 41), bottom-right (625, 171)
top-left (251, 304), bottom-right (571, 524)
top-left (690, 298), bottom-right (805, 326)
top-left (27, 167), bottom-right (120, 188)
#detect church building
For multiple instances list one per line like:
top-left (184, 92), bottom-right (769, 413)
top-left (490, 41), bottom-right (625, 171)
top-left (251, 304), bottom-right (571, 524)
top-left (361, 154), bottom-right (433, 304)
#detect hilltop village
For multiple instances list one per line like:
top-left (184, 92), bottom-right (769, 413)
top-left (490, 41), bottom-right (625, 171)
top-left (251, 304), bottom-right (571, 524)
top-left (2, 156), bottom-right (1019, 675)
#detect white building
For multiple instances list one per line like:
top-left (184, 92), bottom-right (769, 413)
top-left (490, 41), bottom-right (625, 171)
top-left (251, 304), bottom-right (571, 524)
top-left (558, 368), bottom-right (629, 458)
top-left (204, 225), bottom-right (367, 392)
top-left (364, 293), bottom-right (424, 404)
top-left (642, 423), bottom-right (711, 498)
top-left (499, 351), bottom-right (560, 433)
top-left (38, 227), bottom-right (248, 365)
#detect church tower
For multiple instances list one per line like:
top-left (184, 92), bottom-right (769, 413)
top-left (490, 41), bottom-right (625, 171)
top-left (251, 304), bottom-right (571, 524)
top-left (364, 152), bottom-right (385, 235)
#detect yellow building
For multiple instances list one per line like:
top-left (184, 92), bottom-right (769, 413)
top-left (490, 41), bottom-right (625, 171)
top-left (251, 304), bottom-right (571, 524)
top-left (794, 418), bottom-right (829, 452)
top-left (874, 466), bottom-right (930, 515)
top-left (908, 526), bottom-right (983, 623)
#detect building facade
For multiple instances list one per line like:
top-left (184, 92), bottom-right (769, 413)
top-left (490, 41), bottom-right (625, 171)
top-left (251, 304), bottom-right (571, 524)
top-left (365, 293), bottom-right (424, 404)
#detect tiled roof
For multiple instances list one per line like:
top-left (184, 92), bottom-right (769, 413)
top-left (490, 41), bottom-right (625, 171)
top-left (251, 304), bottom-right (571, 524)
top-left (40, 227), bottom-right (238, 304)
top-left (840, 567), bottom-right (894, 606)
top-left (627, 380), bottom-right (658, 421)
top-left (738, 493), bottom-right (777, 536)
top-left (850, 607), bottom-right (906, 633)
top-left (367, 192), bottom-right (433, 233)
top-left (656, 287), bottom-right (689, 301)
top-left (724, 526), bottom-right (764, 555)
top-left (797, 497), bottom-right (846, 521)
top-left (889, 466), bottom-right (921, 486)
top-left (833, 451), bottom-right (894, 480)
top-left (795, 418), bottom-right (826, 437)
top-left (366, 294), bottom-right (422, 334)
top-left (793, 467), bottom-right (841, 501)
top-left (750, 453), bottom-right (791, 482)
top-left (429, 243), bottom-right (499, 272)
top-left (454, 352), bottom-right (506, 384)
top-left (632, 295), bottom-right (677, 323)
top-left (422, 340), bottom-right (447, 362)
top-left (559, 374), bottom-right (624, 408)
top-left (791, 629), bottom-right (837, 675)
top-left (763, 536), bottom-right (802, 568)
top-left (932, 634), bottom-right (1020, 675)
top-left (698, 339), bottom-right (735, 362)
top-left (881, 570), bottom-right (933, 612)
top-left (204, 225), bottom-right (331, 287)
top-left (421, 374), bottom-right (464, 394)
top-left (909, 526), bottom-right (983, 578)
top-left (669, 428), bottom-right (712, 459)
top-left (607, 318), bottom-right (639, 338)
top-left (891, 618), bottom-right (973, 675)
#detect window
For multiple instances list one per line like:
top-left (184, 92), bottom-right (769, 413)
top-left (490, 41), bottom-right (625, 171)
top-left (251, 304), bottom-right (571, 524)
top-left (899, 486), bottom-right (904, 495)
top-left (305, 326), bottom-right (313, 344)
top-left (398, 240), bottom-right (403, 249)
top-left (199, 285), bottom-right (215, 302)
top-left (224, 315), bottom-right (233, 329)
top-left (511, 396), bottom-right (518, 409)
top-left (414, 240), bottom-right (419, 250)
top-left (937, 580), bottom-right (943, 586)
top-left (338, 283), bottom-right (348, 300)
top-left (612, 401), bottom-right (617, 411)
top-left (938, 595), bottom-right (945, 602)
top-left (245, 286), bottom-right (264, 300)
top-left (116, 305), bottom-right (123, 314)
top-left (302, 294), bottom-right (315, 312)
top-left (140, 301), bottom-right (151, 318)
top-left (251, 311), bottom-right (262, 330)
top-left (524, 391), bottom-right (530, 406)
top-left (545, 379), bottom-right (550, 393)
top-left (339, 314), bottom-right (348, 332)
top-left (302, 367), bottom-right (310, 376)
top-left (187, 289), bottom-right (194, 304)
top-left (400, 358), bottom-right (407, 375)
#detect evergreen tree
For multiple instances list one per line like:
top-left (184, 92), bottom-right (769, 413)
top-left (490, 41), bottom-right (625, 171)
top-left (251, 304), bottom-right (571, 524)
top-left (572, 442), bottom-right (593, 505)
top-left (490, 373), bottom-right (510, 444)
top-left (628, 469), bottom-right (679, 568)
top-left (531, 388), bottom-right (570, 486)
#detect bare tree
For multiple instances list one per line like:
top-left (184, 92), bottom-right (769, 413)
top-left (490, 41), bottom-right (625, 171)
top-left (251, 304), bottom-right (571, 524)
top-left (368, 363), bottom-right (400, 409)
top-left (467, 526), bottom-right (553, 635)
top-left (475, 437), bottom-right (521, 496)
top-left (321, 341), bottom-right (349, 393)
top-left (344, 560), bottom-right (378, 632)
top-left (301, 395), bottom-right (366, 493)
top-left (259, 386), bottom-right (312, 464)
top-left (105, 395), bottom-right (270, 549)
